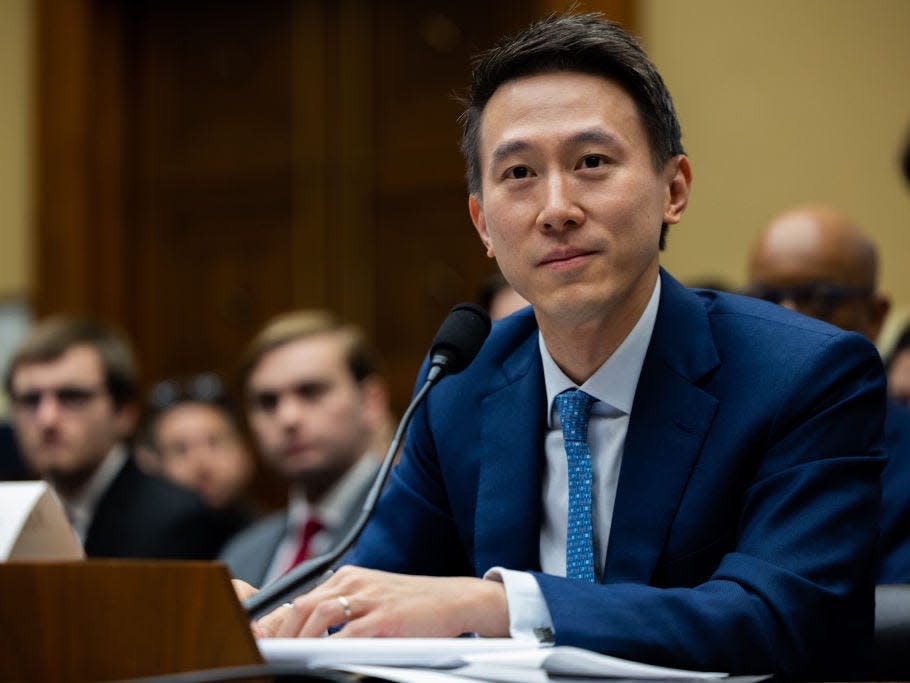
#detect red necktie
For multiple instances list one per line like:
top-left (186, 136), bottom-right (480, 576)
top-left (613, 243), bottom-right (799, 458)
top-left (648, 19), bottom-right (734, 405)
top-left (285, 517), bottom-right (325, 573)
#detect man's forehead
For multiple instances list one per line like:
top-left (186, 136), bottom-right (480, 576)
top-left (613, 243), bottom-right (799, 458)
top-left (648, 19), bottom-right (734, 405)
top-left (248, 334), bottom-right (349, 390)
top-left (477, 71), bottom-right (643, 158)
top-left (12, 344), bottom-right (105, 386)
top-left (157, 402), bottom-right (234, 435)
top-left (756, 220), bottom-right (870, 286)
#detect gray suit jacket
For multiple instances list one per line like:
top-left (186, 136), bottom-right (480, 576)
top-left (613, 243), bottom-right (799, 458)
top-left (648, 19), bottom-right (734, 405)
top-left (219, 457), bottom-right (377, 586)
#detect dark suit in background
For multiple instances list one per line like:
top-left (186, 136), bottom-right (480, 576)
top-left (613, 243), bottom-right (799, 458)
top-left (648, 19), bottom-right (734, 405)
top-left (878, 400), bottom-right (910, 582)
top-left (84, 456), bottom-right (235, 560)
top-left (0, 422), bottom-right (29, 481)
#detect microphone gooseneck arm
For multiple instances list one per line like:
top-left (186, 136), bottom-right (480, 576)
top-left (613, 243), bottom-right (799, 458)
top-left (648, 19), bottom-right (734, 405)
top-left (244, 303), bottom-right (491, 620)
top-left (244, 375), bottom-right (436, 619)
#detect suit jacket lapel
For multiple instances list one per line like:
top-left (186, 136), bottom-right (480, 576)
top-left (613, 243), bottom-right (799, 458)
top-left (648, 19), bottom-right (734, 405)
top-left (604, 270), bottom-right (721, 583)
top-left (473, 330), bottom-right (546, 575)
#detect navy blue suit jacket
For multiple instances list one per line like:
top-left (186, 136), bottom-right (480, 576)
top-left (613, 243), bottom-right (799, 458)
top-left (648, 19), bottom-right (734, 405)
top-left (877, 400), bottom-right (910, 582)
top-left (349, 270), bottom-right (886, 678)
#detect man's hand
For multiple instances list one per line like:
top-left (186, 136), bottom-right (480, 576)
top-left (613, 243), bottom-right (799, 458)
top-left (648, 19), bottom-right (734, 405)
top-left (232, 579), bottom-right (259, 602)
top-left (254, 566), bottom-right (510, 639)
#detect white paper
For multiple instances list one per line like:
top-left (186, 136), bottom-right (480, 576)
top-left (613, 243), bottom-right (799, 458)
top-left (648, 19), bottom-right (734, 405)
top-left (466, 646), bottom-right (726, 678)
top-left (258, 638), bottom-right (728, 679)
top-left (0, 481), bottom-right (84, 560)
top-left (260, 638), bottom-right (530, 669)
top-left (342, 664), bottom-right (501, 683)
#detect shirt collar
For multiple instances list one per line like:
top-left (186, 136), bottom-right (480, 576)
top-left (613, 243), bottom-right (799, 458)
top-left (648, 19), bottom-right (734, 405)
top-left (60, 443), bottom-right (128, 542)
top-left (540, 276), bottom-right (661, 427)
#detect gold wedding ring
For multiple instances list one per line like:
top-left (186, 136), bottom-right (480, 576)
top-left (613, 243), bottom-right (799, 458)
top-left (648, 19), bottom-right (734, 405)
top-left (337, 595), bottom-right (353, 620)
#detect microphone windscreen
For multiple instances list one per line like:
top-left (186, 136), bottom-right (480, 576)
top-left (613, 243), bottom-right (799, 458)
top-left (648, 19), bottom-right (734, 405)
top-left (430, 303), bottom-right (491, 375)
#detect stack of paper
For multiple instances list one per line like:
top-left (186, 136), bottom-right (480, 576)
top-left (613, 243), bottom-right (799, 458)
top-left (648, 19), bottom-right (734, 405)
top-left (259, 638), bottom-right (730, 683)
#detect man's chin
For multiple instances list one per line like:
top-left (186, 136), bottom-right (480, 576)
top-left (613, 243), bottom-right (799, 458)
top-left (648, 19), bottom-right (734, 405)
top-left (38, 457), bottom-right (97, 493)
top-left (276, 453), bottom-right (323, 477)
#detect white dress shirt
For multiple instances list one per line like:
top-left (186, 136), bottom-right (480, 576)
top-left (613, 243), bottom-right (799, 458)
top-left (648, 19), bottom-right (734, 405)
top-left (59, 444), bottom-right (128, 544)
top-left (485, 276), bottom-right (661, 640)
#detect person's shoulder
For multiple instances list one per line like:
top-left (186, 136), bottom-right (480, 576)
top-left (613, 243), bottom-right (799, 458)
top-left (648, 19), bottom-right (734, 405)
top-left (117, 456), bottom-right (216, 518)
top-left (220, 509), bottom-right (286, 550)
top-left (476, 305), bottom-right (539, 372)
top-left (697, 288), bottom-right (877, 357)
top-left (218, 509), bottom-right (286, 562)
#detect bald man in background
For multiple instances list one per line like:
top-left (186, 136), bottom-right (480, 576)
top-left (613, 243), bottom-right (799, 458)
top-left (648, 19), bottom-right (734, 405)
top-left (748, 205), bottom-right (910, 581)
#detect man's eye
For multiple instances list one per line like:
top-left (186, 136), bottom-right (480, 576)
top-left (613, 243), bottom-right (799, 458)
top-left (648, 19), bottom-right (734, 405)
top-left (252, 392), bottom-right (278, 412)
top-left (295, 383), bottom-right (328, 401)
top-left (506, 166), bottom-right (531, 179)
top-left (580, 155), bottom-right (605, 169)
top-left (57, 388), bottom-right (95, 407)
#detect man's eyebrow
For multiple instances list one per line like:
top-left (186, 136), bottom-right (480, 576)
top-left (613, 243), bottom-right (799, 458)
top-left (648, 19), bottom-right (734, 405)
top-left (568, 129), bottom-right (621, 148)
top-left (490, 129), bottom-right (622, 166)
top-left (490, 139), bottom-right (531, 166)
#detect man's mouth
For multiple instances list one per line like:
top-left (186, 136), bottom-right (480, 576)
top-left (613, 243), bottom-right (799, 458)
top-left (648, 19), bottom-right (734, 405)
top-left (539, 248), bottom-right (596, 268)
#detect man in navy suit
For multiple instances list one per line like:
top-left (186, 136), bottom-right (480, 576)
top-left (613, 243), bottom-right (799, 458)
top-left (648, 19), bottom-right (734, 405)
top-left (253, 13), bottom-right (885, 678)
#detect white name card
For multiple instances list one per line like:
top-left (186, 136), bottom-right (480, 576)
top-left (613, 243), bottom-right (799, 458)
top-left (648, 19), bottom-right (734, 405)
top-left (0, 481), bottom-right (84, 561)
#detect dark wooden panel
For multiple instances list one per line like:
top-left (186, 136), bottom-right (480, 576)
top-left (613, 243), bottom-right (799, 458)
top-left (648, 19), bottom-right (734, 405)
top-left (0, 562), bottom-right (261, 681)
top-left (127, 0), bottom-right (298, 386)
top-left (33, 0), bottom-right (129, 322)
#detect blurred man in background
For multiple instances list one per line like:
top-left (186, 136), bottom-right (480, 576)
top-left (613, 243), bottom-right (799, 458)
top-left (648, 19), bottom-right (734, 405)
top-left (140, 372), bottom-right (256, 537)
top-left (5, 315), bottom-right (231, 558)
top-left (748, 205), bottom-right (910, 581)
top-left (219, 310), bottom-right (387, 585)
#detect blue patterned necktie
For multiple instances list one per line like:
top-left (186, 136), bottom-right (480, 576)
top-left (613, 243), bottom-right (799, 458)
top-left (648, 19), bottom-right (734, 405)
top-left (555, 389), bottom-right (597, 582)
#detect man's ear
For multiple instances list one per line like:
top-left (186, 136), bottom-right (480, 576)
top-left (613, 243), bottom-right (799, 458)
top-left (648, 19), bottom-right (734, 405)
top-left (869, 293), bottom-right (892, 343)
top-left (663, 155), bottom-right (692, 225)
top-left (469, 195), bottom-right (495, 259)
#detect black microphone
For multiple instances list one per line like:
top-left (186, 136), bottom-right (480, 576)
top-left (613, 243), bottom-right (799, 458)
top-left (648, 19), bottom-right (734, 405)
top-left (244, 302), bottom-right (491, 619)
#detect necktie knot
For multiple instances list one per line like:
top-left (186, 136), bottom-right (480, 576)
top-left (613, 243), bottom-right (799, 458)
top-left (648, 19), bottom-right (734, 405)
top-left (555, 389), bottom-right (596, 442)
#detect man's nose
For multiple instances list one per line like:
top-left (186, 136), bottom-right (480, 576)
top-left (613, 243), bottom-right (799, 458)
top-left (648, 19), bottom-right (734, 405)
top-left (34, 394), bottom-right (62, 425)
top-left (539, 174), bottom-right (584, 230)
top-left (274, 395), bottom-right (304, 428)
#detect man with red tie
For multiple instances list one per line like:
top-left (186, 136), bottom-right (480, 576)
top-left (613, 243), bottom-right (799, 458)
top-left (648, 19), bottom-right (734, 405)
top-left (218, 311), bottom-right (388, 586)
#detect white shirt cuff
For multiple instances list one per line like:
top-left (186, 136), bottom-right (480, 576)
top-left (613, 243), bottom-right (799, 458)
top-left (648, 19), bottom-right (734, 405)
top-left (483, 567), bottom-right (555, 643)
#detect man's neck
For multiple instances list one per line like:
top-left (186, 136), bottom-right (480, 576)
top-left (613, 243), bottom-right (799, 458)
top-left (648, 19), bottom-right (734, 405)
top-left (538, 271), bottom-right (659, 385)
top-left (51, 468), bottom-right (99, 500)
top-left (293, 458), bottom-right (358, 504)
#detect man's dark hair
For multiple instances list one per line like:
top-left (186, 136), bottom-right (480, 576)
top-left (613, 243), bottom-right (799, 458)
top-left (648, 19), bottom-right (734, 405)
top-left (4, 315), bottom-right (138, 409)
top-left (459, 12), bottom-right (685, 248)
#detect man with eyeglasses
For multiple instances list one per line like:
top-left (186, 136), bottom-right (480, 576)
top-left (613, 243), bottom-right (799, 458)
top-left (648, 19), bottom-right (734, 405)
top-left (4, 315), bottom-right (231, 559)
top-left (748, 204), bottom-right (910, 582)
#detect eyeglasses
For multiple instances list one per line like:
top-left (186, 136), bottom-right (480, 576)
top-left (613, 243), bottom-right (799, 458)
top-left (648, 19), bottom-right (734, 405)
top-left (744, 283), bottom-right (874, 320)
top-left (11, 385), bottom-right (106, 413)
top-left (148, 373), bottom-right (230, 413)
